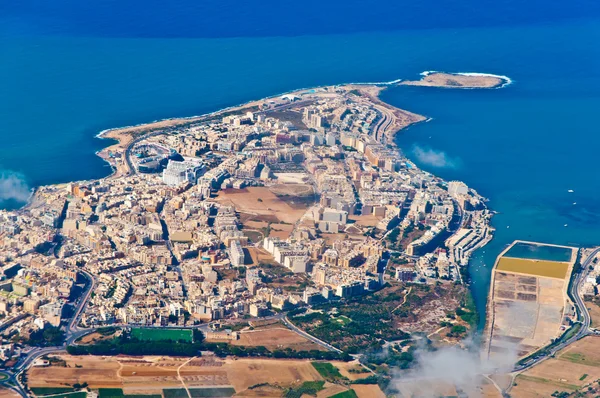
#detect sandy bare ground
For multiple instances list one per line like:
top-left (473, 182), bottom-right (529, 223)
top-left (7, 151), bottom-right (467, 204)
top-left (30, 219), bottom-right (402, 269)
top-left (400, 72), bottom-right (505, 88)
top-left (0, 388), bottom-right (20, 398)
top-left (214, 187), bottom-right (308, 224)
top-left (231, 327), bottom-right (325, 351)
top-left (349, 214), bottom-right (383, 227)
top-left (352, 384), bottom-right (387, 398)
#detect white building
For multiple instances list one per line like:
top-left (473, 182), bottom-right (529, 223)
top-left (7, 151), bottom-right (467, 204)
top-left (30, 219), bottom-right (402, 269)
top-left (162, 159), bottom-right (206, 186)
top-left (229, 240), bottom-right (245, 267)
top-left (448, 181), bottom-right (469, 197)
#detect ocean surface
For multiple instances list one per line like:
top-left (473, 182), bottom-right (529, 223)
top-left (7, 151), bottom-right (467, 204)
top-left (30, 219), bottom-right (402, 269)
top-left (2, 1), bottom-right (600, 327)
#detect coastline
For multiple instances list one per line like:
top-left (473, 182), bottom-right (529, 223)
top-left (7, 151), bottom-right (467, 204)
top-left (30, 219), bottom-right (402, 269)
top-left (89, 79), bottom-right (427, 183)
top-left (14, 77), bottom-right (500, 338)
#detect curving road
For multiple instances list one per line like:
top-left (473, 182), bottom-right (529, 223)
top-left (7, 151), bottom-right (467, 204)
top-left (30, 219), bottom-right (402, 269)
top-left (513, 247), bottom-right (600, 372)
top-left (0, 271), bottom-right (97, 397)
top-left (281, 316), bottom-right (342, 353)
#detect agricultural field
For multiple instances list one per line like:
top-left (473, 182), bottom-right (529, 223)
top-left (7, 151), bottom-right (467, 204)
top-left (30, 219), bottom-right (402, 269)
top-left (311, 362), bottom-right (343, 380)
top-left (27, 355), bottom-right (358, 396)
top-left (586, 299), bottom-right (600, 328)
top-left (131, 328), bottom-right (193, 343)
top-left (394, 377), bottom-right (502, 398)
top-left (350, 384), bottom-right (386, 398)
top-left (98, 389), bottom-right (161, 398)
top-left (509, 336), bottom-right (600, 397)
top-left (26, 355), bottom-right (385, 397)
top-left (0, 388), bottom-right (20, 398)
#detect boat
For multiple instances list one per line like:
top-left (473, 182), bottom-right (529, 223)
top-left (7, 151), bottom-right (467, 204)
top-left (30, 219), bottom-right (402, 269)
top-left (568, 189), bottom-right (574, 193)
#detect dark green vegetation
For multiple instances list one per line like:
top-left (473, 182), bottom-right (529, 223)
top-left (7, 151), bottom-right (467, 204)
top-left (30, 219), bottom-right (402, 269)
top-left (351, 375), bottom-right (379, 384)
top-left (291, 285), bottom-right (409, 353)
top-left (455, 297), bottom-right (477, 328)
top-left (97, 389), bottom-right (161, 398)
top-left (67, 327), bottom-right (349, 360)
top-left (98, 389), bottom-right (125, 398)
top-left (291, 282), bottom-right (467, 354)
top-left (31, 387), bottom-right (76, 396)
top-left (162, 389), bottom-right (189, 398)
top-left (130, 328), bottom-right (193, 342)
top-left (362, 343), bottom-right (417, 370)
top-left (447, 324), bottom-right (467, 338)
top-left (311, 362), bottom-right (344, 381)
top-left (188, 388), bottom-right (236, 397)
top-left (24, 326), bottom-right (64, 347)
top-left (162, 388), bottom-right (235, 398)
top-left (284, 381), bottom-right (325, 398)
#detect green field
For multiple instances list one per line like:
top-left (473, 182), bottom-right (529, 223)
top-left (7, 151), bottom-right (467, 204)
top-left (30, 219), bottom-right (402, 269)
top-left (189, 387), bottom-right (236, 397)
top-left (31, 387), bottom-right (76, 396)
top-left (285, 381), bottom-right (325, 398)
top-left (48, 393), bottom-right (87, 398)
top-left (163, 389), bottom-right (189, 398)
top-left (311, 362), bottom-right (343, 379)
top-left (330, 390), bottom-right (358, 398)
top-left (97, 388), bottom-right (161, 398)
top-left (131, 328), bottom-right (193, 342)
top-left (98, 389), bottom-right (125, 398)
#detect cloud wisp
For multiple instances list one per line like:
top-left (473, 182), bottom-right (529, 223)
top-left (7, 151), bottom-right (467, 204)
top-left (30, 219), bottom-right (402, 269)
top-left (391, 342), bottom-right (517, 397)
top-left (412, 145), bottom-right (459, 169)
top-left (0, 171), bottom-right (32, 204)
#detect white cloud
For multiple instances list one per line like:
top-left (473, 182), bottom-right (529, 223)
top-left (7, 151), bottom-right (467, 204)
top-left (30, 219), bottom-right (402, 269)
top-left (390, 301), bottom-right (530, 396)
top-left (412, 145), bottom-right (458, 168)
top-left (0, 171), bottom-right (31, 203)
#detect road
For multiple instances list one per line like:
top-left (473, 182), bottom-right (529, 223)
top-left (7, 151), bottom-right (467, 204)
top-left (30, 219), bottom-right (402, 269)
top-left (0, 270), bottom-right (97, 397)
top-left (512, 247), bottom-right (600, 373)
top-left (124, 130), bottom-right (165, 175)
top-left (281, 316), bottom-right (342, 353)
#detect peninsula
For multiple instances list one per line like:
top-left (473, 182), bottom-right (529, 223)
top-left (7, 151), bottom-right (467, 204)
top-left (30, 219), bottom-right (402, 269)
top-left (401, 71), bottom-right (510, 89)
top-left (0, 80), bottom-right (498, 397)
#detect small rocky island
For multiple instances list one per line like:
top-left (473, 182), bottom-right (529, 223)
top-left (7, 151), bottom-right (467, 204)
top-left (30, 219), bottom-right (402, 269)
top-left (401, 71), bottom-right (510, 89)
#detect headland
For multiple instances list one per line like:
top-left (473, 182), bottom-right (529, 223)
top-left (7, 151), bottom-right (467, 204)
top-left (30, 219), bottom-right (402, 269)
top-left (0, 75), bottom-right (509, 397)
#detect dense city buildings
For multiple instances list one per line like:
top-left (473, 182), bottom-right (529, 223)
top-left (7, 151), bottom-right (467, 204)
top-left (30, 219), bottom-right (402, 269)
top-left (0, 83), bottom-right (493, 366)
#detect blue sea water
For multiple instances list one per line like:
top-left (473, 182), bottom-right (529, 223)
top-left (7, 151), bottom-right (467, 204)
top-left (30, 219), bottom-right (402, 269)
top-left (503, 243), bottom-right (573, 262)
top-left (2, 1), bottom-right (600, 326)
